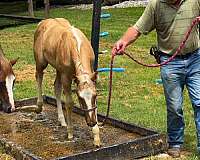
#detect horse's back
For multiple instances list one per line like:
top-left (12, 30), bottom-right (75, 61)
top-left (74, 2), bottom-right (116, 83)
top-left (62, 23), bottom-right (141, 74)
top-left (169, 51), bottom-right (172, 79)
top-left (35, 18), bottom-right (71, 35)
top-left (34, 18), bottom-right (73, 70)
top-left (34, 18), bottom-right (94, 73)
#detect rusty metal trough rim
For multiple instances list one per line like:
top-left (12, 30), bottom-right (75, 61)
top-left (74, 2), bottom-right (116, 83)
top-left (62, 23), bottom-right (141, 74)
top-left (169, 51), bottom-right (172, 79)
top-left (0, 95), bottom-right (167, 160)
top-left (0, 14), bottom-right (43, 22)
top-left (0, 136), bottom-right (42, 160)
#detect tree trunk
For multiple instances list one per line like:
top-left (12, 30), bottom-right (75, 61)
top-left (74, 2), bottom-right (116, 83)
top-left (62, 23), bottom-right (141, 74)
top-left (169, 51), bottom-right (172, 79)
top-left (44, 0), bottom-right (50, 18)
top-left (28, 0), bottom-right (34, 17)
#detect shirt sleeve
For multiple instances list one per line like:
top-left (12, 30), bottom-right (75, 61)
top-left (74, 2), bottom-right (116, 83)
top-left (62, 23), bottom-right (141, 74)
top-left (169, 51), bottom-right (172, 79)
top-left (133, 1), bottom-right (155, 35)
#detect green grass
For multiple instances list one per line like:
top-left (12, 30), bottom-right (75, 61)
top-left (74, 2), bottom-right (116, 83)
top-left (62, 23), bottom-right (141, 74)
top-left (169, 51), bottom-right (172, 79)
top-left (0, 6), bottom-right (199, 159)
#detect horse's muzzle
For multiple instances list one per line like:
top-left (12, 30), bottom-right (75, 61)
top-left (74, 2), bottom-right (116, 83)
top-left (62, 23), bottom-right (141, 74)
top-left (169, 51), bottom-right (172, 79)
top-left (2, 103), bottom-right (12, 113)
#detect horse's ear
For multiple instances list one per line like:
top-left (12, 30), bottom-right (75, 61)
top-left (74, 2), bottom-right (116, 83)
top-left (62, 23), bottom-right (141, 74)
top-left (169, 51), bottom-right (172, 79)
top-left (90, 72), bottom-right (98, 81)
top-left (10, 57), bottom-right (19, 66)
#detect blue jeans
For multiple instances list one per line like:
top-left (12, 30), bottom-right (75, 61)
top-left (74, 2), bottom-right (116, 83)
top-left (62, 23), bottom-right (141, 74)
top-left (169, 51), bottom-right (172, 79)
top-left (160, 48), bottom-right (200, 150)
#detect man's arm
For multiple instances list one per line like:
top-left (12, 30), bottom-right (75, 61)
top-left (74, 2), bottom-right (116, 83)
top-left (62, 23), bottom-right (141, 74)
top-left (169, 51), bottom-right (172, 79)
top-left (112, 26), bottom-right (141, 55)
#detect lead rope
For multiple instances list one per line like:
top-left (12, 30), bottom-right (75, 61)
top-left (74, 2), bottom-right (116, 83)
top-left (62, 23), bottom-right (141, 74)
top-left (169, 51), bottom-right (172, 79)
top-left (99, 55), bottom-right (115, 126)
top-left (99, 16), bottom-right (200, 126)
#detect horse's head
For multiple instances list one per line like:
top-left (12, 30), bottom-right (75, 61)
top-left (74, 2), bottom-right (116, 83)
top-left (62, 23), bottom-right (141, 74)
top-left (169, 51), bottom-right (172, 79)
top-left (76, 72), bottom-right (97, 127)
top-left (0, 58), bottom-right (17, 113)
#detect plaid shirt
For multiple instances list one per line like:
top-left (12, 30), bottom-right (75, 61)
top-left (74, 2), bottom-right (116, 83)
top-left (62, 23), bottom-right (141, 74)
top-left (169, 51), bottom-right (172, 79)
top-left (134, 0), bottom-right (200, 55)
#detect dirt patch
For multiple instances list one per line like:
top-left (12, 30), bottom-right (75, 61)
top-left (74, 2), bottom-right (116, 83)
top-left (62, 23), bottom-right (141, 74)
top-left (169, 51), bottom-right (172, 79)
top-left (15, 65), bottom-right (35, 82)
top-left (0, 104), bottom-right (141, 159)
top-left (15, 65), bottom-right (55, 86)
top-left (0, 154), bottom-right (15, 160)
top-left (140, 150), bottom-right (193, 159)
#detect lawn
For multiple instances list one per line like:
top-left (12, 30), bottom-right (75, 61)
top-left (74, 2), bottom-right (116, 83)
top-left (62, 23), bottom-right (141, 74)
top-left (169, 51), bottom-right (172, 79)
top-left (0, 6), bottom-right (199, 159)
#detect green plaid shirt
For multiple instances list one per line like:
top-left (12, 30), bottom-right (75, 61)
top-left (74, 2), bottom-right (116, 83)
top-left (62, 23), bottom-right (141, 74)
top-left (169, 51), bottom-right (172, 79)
top-left (134, 0), bottom-right (200, 55)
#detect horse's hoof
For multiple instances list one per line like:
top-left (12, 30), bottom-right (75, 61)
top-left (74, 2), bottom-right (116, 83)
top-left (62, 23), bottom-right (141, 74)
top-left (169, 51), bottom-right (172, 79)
top-left (59, 121), bottom-right (67, 127)
top-left (66, 138), bottom-right (75, 143)
top-left (68, 134), bottom-right (73, 140)
top-left (94, 143), bottom-right (101, 148)
top-left (61, 123), bottom-right (67, 127)
top-left (11, 107), bottom-right (16, 112)
top-left (35, 107), bottom-right (42, 113)
top-left (93, 140), bottom-right (101, 147)
top-left (67, 131), bottom-right (73, 140)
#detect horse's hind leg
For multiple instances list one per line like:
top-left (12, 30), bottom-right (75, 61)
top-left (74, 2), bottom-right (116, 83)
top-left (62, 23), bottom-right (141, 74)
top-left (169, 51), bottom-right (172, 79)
top-left (54, 71), bottom-right (67, 126)
top-left (35, 63), bottom-right (47, 113)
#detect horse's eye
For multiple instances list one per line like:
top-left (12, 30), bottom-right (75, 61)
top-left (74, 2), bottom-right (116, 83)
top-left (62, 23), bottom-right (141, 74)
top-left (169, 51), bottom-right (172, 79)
top-left (0, 81), bottom-right (6, 88)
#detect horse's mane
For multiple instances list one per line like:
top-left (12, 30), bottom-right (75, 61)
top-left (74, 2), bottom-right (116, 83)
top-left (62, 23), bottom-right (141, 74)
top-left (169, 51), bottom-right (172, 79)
top-left (60, 27), bottom-right (86, 76)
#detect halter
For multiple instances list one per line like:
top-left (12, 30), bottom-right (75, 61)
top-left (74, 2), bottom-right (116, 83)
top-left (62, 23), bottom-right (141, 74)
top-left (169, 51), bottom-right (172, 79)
top-left (76, 82), bottom-right (97, 113)
top-left (80, 106), bottom-right (97, 113)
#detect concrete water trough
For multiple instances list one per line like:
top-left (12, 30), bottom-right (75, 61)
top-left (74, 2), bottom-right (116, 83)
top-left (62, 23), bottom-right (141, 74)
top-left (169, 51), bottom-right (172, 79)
top-left (0, 96), bottom-right (167, 160)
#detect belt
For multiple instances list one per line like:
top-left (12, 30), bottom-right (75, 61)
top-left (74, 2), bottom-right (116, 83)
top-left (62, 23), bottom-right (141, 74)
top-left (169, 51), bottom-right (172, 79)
top-left (158, 48), bottom-right (199, 59)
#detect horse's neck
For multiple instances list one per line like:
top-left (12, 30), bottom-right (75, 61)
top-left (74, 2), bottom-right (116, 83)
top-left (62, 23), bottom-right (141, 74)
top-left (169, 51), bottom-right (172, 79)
top-left (72, 49), bottom-right (92, 76)
top-left (74, 59), bottom-right (85, 76)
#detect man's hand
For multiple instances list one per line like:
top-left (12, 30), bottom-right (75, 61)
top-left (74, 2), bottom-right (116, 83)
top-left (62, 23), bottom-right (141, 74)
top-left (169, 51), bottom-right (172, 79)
top-left (112, 39), bottom-right (128, 56)
top-left (111, 26), bottom-right (141, 56)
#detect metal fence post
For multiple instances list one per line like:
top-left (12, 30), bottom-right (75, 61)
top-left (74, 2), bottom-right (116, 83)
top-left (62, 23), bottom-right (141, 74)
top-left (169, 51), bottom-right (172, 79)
top-left (91, 0), bottom-right (102, 71)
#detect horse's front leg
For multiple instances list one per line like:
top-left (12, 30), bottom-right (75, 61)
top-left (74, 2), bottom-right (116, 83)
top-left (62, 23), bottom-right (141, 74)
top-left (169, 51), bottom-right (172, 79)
top-left (62, 76), bottom-right (73, 140)
top-left (54, 71), bottom-right (67, 127)
top-left (92, 124), bottom-right (101, 147)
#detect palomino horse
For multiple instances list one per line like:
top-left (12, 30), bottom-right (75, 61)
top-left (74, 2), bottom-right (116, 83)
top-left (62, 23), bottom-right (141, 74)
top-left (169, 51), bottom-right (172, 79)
top-left (34, 18), bottom-right (100, 146)
top-left (0, 45), bottom-right (17, 113)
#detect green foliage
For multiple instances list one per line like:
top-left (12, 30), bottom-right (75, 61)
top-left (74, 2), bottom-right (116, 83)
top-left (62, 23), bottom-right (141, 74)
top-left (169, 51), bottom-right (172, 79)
top-left (0, 6), bottom-right (199, 159)
top-left (0, 1), bottom-right (28, 14)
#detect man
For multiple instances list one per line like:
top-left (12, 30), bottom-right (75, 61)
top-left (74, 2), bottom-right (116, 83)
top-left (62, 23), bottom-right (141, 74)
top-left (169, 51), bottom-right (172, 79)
top-left (112, 0), bottom-right (200, 158)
